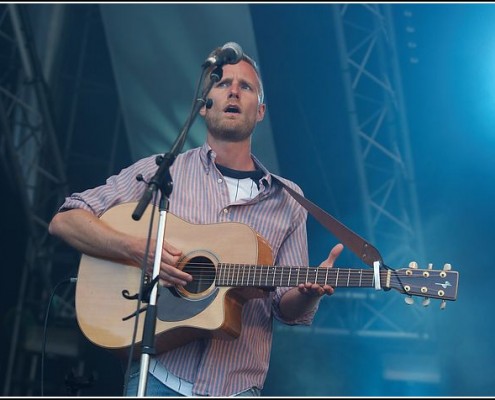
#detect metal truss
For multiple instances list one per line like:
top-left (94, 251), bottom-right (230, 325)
top-left (0, 4), bottom-right (72, 395)
top-left (278, 4), bottom-right (438, 343)
top-left (332, 4), bottom-right (426, 266)
top-left (1, 4), bottom-right (126, 395)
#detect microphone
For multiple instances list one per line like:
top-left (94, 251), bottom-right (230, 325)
top-left (205, 98), bottom-right (213, 109)
top-left (204, 42), bottom-right (243, 67)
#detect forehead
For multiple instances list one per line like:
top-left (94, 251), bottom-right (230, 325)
top-left (221, 61), bottom-right (260, 86)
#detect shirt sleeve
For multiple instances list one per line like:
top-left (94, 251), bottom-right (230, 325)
top-left (270, 183), bottom-right (319, 326)
top-left (58, 156), bottom-right (157, 216)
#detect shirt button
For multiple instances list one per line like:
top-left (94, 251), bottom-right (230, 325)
top-left (217, 178), bottom-right (223, 183)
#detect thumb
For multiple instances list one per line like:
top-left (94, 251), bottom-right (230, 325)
top-left (320, 243), bottom-right (344, 268)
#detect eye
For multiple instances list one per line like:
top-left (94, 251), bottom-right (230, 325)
top-left (241, 83), bottom-right (253, 91)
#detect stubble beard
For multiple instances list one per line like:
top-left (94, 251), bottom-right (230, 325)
top-left (206, 114), bottom-right (254, 143)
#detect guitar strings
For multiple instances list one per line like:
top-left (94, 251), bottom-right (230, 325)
top-left (160, 261), bottom-right (452, 296)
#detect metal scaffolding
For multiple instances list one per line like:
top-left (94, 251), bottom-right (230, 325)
top-left (271, 6), bottom-right (446, 391)
top-left (1, 4), bottom-right (126, 395)
top-left (278, 4), bottom-right (435, 342)
top-left (0, 4), bottom-right (71, 395)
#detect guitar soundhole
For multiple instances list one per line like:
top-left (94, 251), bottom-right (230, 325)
top-left (181, 256), bottom-right (216, 295)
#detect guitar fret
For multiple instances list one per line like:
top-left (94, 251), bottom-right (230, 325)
top-left (216, 266), bottom-right (393, 289)
top-left (311, 268), bottom-right (317, 284)
top-left (218, 265), bottom-right (380, 289)
top-left (366, 270), bottom-right (373, 287)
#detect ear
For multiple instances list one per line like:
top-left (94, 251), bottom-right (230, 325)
top-left (256, 103), bottom-right (266, 122)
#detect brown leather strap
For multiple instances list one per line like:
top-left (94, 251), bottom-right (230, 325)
top-left (272, 176), bottom-right (383, 267)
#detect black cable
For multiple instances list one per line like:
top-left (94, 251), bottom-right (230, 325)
top-left (41, 276), bottom-right (77, 396)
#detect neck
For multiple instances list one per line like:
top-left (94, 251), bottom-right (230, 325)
top-left (207, 137), bottom-right (255, 171)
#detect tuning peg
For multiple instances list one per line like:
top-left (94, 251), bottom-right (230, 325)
top-left (427, 263), bottom-right (433, 270)
top-left (443, 263), bottom-right (452, 271)
top-left (422, 298), bottom-right (430, 307)
top-left (404, 296), bottom-right (414, 305)
top-left (409, 261), bottom-right (418, 269)
top-left (440, 300), bottom-right (447, 310)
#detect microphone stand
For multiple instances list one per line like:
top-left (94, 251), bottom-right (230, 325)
top-left (131, 64), bottom-right (223, 397)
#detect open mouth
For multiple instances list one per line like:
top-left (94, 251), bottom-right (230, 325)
top-left (224, 105), bottom-right (241, 114)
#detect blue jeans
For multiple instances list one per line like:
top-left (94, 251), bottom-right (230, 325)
top-left (125, 362), bottom-right (261, 397)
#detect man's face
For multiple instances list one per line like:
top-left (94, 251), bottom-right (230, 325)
top-left (201, 60), bottom-right (265, 143)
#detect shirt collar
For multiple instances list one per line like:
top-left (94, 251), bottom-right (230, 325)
top-left (198, 142), bottom-right (273, 188)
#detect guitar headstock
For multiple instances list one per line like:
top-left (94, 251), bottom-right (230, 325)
top-left (390, 262), bottom-right (459, 309)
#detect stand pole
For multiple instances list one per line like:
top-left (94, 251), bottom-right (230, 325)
top-left (133, 65), bottom-right (223, 396)
top-left (136, 196), bottom-right (168, 396)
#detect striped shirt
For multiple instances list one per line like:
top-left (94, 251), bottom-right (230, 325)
top-left (59, 142), bottom-right (319, 396)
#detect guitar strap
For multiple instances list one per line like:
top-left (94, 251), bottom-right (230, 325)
top-left (271, 175), bottom-right (383, 268)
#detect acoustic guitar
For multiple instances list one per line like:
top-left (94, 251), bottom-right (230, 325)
top-left (75, 202), bottom-right (459, 354)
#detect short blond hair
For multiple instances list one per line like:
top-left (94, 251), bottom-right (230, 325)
top-left (205, 46), bottom-right (265, 104)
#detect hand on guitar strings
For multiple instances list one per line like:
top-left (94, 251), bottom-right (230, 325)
top-left (297, 243), bottom-right (344, 297)
top-left (143, 239), bottom-right (192, 287)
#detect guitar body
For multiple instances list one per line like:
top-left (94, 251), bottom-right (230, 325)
top-left (75, 202), bottom-right (273, 355)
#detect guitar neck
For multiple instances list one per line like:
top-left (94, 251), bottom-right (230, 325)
top-left (216, 264), bottom-right (382, 289)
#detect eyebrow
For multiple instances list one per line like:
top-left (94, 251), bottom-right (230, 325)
top-left (218, 77), bottom-right (256, 90)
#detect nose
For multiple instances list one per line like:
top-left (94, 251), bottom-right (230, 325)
top-left (228, 82), bottom-right (240, 98)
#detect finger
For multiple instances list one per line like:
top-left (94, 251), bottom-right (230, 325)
top-left (298, 283), bottom-right (323, 297)
top-left (163, 240), bottom-right (182, 256)
top-left (321, 243), bottom-right (344, 268)
top-left (159, 266), bottom-right (191, 286)
top-left (160, 241), bottom-right (183, 266)
top-left (160, 251), bottom-right (181, 267)
top-left (168, 262), bottom-right (193, 280)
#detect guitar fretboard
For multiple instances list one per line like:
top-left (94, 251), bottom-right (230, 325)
top-left (216, 264), bottom-right (388, 289)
